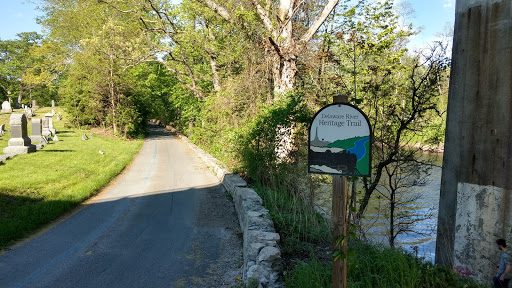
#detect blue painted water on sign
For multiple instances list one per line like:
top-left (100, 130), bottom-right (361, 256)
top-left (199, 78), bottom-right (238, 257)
top-left (347, 138), bottom-right (369, 161)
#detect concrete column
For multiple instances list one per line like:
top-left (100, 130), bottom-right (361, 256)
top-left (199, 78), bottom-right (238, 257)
top-left (436, 0), bottom-right (512, 282)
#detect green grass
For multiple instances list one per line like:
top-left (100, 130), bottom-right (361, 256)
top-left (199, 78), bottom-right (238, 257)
top-left (254, 183), bottom-right (331, 256)
top-left (250, 175), bottom-right (487, 288)
top-left (0, 107), bottom-right (143, 248)
top-left (285, 240), bottom-right (487, 288)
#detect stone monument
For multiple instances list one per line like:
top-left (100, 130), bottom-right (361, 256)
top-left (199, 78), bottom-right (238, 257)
top-left (45, 113), bottom-right (56, 135)
top-left (1, 101), bottom-right (12, 113)
top-left (42, 115), bottom-right (52, 137)
top-left (3, 114), bottom-right (36, 155)
top-left (30, 118), bottom-right (47, 144)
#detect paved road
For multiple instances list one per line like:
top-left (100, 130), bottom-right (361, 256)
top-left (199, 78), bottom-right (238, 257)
top-left (0, 124), bottom-right (242, 288)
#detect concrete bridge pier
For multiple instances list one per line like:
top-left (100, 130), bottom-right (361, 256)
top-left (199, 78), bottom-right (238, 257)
top-left (436, 0), bottom-right (512, 282)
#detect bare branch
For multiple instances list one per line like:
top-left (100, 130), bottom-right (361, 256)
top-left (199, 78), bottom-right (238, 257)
top-left (195, 0), bottom-right (233, 23)
top-left (299, 0), bottom-right (339, 45)
top-left (249, 0), bottom-right (274, 34)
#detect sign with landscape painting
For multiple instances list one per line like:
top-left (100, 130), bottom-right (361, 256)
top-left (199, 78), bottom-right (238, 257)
top-left (308, 103), bottom-right (371, 177)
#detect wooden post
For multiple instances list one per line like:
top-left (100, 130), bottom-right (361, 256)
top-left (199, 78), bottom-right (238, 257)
top-left (332, 94), bottom-right (349, 288)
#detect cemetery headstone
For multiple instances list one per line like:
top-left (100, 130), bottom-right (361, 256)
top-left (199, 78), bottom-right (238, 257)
top-left (51, 109), bottom-right (56, 116)
top-left (57, 114), bottom-right (62, 121)
top-left (53, 135), bottom-right (59, 142)
top-left (51, 100), bottom-right (55, 108)
top-left (32, 100), bottom-right (38, 109)
top-left (48, 117), bottom-right (56, 135)
top-left (3, 114), bottom-right (36, 155)
top-left (0, 124), bottom-right (4, 136)
top-left (42, 116), bottom-right (52, 137)
top-left (30, 118), bottom-right (47, 144)
top-left (1, 101), bottom-right (12, 113)
top-left (82, 134), bottom-right (88, 140)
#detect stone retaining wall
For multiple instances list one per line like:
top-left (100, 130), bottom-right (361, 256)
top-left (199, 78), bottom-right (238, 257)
top-left (166, 125), bottom-right (283, 287)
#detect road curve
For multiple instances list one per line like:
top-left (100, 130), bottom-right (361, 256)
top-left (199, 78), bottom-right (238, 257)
top-left (0, 124), bottom-right (242, 288)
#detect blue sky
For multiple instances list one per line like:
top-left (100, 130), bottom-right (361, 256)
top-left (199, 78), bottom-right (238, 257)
top-left (0, 0), bottom-right (455, 50)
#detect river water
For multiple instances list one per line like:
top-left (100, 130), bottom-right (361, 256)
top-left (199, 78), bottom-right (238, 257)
top-left (314, 153), bottom-right (443, 262)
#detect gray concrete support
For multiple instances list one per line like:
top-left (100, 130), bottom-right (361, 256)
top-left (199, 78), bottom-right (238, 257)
top-left (436, 0), bottom-right (512, 282)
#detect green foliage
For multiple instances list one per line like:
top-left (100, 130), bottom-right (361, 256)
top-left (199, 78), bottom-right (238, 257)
top-left (236, 93), bottom-right (312, 185)
top-left (255, 184), bottom-right (331, 256)
top-left (286, 240), bottom-right (487, 288)
top-left (0, 32), bottom-right (49, 103)
top-left (285, 254), bottom-right (331, 288)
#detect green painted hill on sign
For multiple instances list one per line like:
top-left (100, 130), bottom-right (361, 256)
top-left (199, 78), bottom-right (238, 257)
top-left (327, 136), bottom-right (367, 149)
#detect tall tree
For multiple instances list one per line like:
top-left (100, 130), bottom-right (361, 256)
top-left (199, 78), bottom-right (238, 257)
top-left (196, 0), bottom-right (343, 97)
top-left (0, 32), bottom-right (42, 103)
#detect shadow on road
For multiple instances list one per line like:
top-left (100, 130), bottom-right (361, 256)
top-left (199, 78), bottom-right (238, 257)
top-left (0, 184), bottom-right (242, 288)
top-left (145, 124), bottom-right (176, 141)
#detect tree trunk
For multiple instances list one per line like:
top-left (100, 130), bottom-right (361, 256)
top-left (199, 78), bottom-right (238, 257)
top-left (389, 191), bottom-right (395, 248)
top-left (209, 54), bottom-right (221, 92)
top-left (272, 52), bottom-right (297, 96)
top-left (110, 55), bottom-right (117, 134)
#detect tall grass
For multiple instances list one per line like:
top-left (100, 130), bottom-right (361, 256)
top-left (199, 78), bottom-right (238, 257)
top-left (0, 107), bottom-right (142, 248)
top-left (285, 239), bottom-right (487, 288)
top-left (254, 183), bottom-right (331, 256)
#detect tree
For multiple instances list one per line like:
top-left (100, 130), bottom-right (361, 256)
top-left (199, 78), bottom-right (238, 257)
top-left (299, 1), bottom-right (450, 240)
top-left (377, 156), bottom-right (435, 248)
top-left (38, 0), bottom-right (158, 136)
top-left (196, 0), bottom-right (343, 97)
top-left (0, 32), bottom-right (43, 104)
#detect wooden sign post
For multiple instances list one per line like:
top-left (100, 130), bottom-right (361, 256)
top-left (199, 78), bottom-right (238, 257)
top-left (308, 94), bottom-right (371, 288)
top-left (332, 94), bottom-right (348, 288)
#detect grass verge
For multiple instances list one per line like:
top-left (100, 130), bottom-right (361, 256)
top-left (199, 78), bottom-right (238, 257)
top-left (253, 184), bottom-right (487, 288)
top-left (0, 107), bottom-right (143, 249)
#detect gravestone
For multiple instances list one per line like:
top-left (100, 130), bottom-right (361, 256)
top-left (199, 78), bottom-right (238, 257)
top-left (0, 124), bottom-right (4, 136)
top-left (57, 114), bottom-right (62, 121)
top-left (53, 135), bottom-right (59, 142)
top-left (22, 104), bottom-right (25, 109)
top-left (51, 100), bottom-right (55, 108)
top-left (30, 118), bottom-right (47, 144)
top-left (51, 109), bottom-right (56, 116)
top-left (1, 101), bottom-right (12, 113)
top-left (42, 115), bottom-right (52, 137)
top-left (25, 108), bottom-right (34, 117)
top-left (82, 134), bottom-right (88, 140)
top-left (3, 114), bottom-right (36, 155)
top-left (32, 100), bottom-right (38, 109)
top-left (46, 114), bottom-right (56, 135)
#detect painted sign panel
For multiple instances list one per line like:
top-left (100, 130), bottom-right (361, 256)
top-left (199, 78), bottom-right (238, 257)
top-left (308, 103), bottom-right (371, 177)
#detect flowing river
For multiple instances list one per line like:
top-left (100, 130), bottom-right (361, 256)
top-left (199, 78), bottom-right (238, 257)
top-left (314, 153), bottom-right (443, 262)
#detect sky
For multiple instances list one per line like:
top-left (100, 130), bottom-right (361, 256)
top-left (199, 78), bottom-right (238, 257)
top-left (0, 0), bottom-right (456, 50)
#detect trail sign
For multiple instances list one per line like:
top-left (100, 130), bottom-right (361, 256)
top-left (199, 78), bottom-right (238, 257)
top-left (308, 103), bottom-right (371, 177)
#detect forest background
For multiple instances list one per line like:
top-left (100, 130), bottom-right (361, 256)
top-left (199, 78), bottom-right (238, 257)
top-left (0, 0), bottom-right (473, 286)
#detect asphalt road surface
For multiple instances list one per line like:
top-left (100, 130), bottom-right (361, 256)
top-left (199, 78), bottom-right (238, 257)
top-left (0, 124), bottom-right (242, 288)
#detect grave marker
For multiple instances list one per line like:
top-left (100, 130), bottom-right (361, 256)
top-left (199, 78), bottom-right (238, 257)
top-left (1, 101), bottom-right (12, 113)
top-left (30, 118), bottom-right (47, 144)
top-left (3, 114), bottom-right (36, 155)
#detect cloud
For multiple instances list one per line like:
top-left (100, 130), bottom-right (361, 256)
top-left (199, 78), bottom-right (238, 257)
top-left (443, 0), bottom-right (454, 8)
